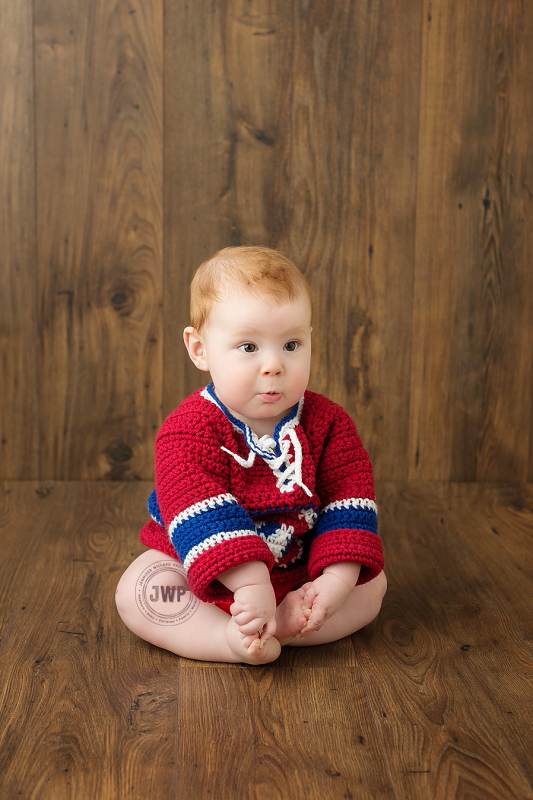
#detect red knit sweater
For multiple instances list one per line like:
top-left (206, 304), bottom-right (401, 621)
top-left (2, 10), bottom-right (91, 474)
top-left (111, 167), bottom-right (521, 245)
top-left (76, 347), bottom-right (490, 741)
top-left (140, 384), bottom-right (383, 605)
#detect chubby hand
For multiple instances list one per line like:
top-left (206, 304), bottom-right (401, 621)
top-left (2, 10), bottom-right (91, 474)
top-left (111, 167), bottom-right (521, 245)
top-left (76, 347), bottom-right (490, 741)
top-left (230, 581), bottom-right (277, 643)
top-left (296, 562), bottom-right (361, 638)
top-left (218, 561), bottom-right (277, 645)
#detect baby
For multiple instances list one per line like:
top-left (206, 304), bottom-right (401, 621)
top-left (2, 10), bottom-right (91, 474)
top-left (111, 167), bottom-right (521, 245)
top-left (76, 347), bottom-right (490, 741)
top-left (116, 246), bottom-right (386, 664)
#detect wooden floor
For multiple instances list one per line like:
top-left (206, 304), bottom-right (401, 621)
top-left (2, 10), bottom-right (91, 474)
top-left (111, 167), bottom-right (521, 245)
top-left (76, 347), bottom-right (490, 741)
top-left (0, 482), bottom-right (532, 799)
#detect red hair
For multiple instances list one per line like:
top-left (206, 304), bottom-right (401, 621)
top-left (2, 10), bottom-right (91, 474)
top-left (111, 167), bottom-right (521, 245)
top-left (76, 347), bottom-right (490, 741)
top-left (190, 246), bottom-right (312, 331)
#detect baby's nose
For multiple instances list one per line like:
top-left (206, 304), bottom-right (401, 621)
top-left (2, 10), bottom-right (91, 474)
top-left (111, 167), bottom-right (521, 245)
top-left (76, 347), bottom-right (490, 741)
top-left (261, 356), bottom-right (283, 375)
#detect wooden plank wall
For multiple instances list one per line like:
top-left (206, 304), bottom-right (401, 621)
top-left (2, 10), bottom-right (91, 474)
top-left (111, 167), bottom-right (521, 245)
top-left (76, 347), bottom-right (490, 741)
top-left (0, 0), bottom-right (39, 477)
top-left (1, 0), bottom-right (532, 483)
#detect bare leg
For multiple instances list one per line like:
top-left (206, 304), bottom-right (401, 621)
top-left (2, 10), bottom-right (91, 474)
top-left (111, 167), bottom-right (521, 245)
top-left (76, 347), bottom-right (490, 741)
top-left (115, 550), bottom-right (281, 664)
top-left (276, 570), bottom-right (387, 646)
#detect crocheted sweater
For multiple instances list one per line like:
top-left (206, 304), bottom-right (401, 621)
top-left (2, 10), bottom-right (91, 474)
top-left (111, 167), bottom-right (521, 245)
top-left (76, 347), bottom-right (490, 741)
top-left (139, 383), bottom-right (383, 605)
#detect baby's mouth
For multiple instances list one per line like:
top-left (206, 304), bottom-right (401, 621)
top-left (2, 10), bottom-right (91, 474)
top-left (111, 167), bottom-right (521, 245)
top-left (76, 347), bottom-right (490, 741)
top-left (258, 392), bottom-right (282, 403)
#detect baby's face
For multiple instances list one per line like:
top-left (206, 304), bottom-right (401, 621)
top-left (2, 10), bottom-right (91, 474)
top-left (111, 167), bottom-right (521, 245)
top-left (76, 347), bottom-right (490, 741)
top-left (199, 290), bottom-right (312, 437)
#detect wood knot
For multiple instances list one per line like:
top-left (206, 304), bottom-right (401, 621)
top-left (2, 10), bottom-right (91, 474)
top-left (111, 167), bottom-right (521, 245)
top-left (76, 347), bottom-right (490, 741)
top-left (35, 484), bottom-right (53, 499)
top-left (105, 441), bottom-right (133, 463)
top-left (104, 441), bottom-right (133, 480)
top-left (110, 286), bottom-right (134, 316)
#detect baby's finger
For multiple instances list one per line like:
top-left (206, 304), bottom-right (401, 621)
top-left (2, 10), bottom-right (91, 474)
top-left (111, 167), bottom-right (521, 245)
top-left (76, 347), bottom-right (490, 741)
top-left (241, 632), bottom-right (261, 649)
top-left (301, 606), bottom-right (326, 633)
top-left (229, 600), bottom-right (246, 617)
top-left (302, 583), bottom-right (318, 602)
top-left (237, 617), bottom-right (265, 635)
top-left (259, 617), bottom-right (277, 643)
top-left (231, 609), bottom-right (254, 626)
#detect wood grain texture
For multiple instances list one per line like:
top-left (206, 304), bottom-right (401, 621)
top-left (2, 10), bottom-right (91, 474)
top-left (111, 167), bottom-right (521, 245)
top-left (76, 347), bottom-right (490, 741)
top-left (177, 665), bottom-right (395, 799)
top-left (0, 482), bottom-right (53, 641)
top-left (0, 481), bottom-right (177, 799)
top-left (357, 482), bottom-right (533, 798)
top-left (1, 482), bottom-right (533, 798)
top-left (409, 0), bottom-right (533, 482)
top-left (0, 0), bottom-right (39, 479)
top-left (475, 3), bottom-right (533, 484)
top-left (34, 0), bottom-right (163, 480)
top-left (437, 483), bottom-right (533, 648)
top-left (2, 0), bottom-right (533, 482)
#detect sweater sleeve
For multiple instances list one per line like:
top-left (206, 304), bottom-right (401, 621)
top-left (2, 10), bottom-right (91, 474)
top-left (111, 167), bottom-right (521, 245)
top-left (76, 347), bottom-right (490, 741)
top-left (154, 421), bottom-right (274, 603)
top-left (308, 405), bottom-right (383, 585)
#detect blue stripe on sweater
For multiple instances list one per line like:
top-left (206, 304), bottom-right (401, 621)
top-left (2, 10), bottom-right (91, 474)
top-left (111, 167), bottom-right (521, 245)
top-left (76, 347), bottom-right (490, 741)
top-left (147, 489), bottom-right (256, 565)
top-left (171, 504), bottom-right (257, 564)
top-left (315, 505), bottom-right (378, 537)
top-left (148, 489), bottom-right (164, 526)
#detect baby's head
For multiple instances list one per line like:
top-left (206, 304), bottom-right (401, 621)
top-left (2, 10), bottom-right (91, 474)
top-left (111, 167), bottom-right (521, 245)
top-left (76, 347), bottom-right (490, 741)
top-left (189, 246), bottom-right (312, 332)
top-left (184, 246), bottom-right (313, 436)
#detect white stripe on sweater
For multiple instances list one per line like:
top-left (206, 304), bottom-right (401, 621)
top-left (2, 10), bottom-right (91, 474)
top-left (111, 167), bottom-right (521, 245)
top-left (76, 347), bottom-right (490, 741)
top-left (168, 493), bottom-right (237, 537)
top-left (182, 529), bottom-right (256, 572)
top-left (322, 498), bottom-right (378, 515)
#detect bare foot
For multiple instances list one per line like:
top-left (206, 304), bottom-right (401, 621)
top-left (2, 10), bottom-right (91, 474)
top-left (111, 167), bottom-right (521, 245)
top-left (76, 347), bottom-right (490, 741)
top-left (275, 588), bottom-right (312, 645)
top-left (225, 618), bottom-right (281, 665)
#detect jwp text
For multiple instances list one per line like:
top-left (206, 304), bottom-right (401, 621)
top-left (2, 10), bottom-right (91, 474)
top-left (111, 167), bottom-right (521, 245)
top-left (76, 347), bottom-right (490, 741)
top-left (149, 585), bottom-right (190, 602)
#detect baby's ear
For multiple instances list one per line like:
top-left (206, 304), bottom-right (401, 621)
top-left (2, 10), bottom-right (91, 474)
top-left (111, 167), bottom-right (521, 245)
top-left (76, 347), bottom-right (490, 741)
top-left (183, 327), bottom-right (209, 371)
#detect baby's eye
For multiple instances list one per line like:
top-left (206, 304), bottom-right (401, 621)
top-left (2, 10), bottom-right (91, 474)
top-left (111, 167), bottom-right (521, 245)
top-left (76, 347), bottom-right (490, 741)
top-left (239, 343), bottom-right (257, 353)
top-left (284, 341), bottom-right (300, 352)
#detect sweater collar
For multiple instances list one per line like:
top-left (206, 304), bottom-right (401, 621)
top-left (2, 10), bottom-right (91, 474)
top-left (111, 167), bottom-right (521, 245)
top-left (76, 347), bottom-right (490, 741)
top-left (201, 382), bottom-right (303, 460)
top-left (201, 383), bottom-right (312, 497)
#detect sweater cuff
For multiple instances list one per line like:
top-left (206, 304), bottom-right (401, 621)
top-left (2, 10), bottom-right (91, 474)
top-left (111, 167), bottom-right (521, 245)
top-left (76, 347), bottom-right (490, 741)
top-left (185, 536), bottom-right (275, 604)
top-left (308, 530), bottom-right (383, 585)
